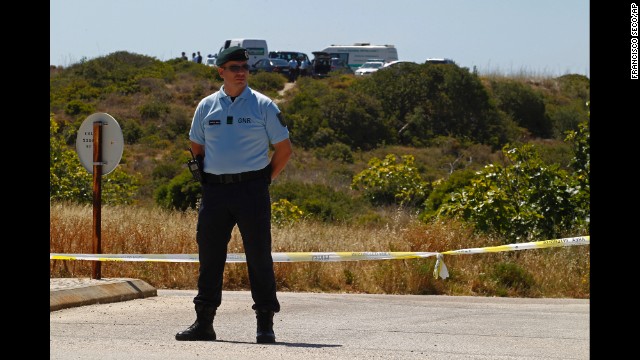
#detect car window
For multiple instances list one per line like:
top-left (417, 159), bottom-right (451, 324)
top-left (361, 62), bottom-right (383, 69)
top-left (269, 51), bottom-right (310, 63)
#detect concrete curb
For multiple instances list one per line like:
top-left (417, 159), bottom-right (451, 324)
top-left (50, 278), bottom-right (157, 312)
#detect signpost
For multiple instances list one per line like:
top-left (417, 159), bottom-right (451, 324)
top-left (76, 113), bottom-right (124, 279)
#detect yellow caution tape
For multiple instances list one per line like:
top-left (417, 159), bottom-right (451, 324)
top-left (50, 236), bottom-right (589, 280)
top-left (441, 236), bottom-right (589, 255)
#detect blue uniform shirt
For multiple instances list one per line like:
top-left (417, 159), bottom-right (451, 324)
top-left (189, 85), bottom-right (289, 174)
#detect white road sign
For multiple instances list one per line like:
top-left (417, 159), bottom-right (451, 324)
top-left (76, 113), bottom-right (124, 175)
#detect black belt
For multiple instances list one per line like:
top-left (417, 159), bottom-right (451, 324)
top-left (203, 165), bottom-right (270, 184)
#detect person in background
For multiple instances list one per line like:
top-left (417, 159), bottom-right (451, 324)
top-left (181, 52), bottom-right (188, 61)
top-left (175, 46), bottom-right (293, 344)
top-left (288, 57), bottom-right (298, 82)
top-left (192, 52), bottom-right (197, 62)
top-left (196, 51), bottom-right (203, 64)
top-left (299, 56), bottom-right (309, 77)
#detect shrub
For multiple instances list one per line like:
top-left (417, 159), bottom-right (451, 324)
top-left (271, 199), bottom-right (305, 227)
top-left (270, 181), bottom-right (367, 222)
top-left (354, 62), bottom-right (513, 149)
top-left (488, 79), bottom-right (553, 138)
top-left (249, 72), bottom-right (287, 94)
top-left (564, 111), bottom-right (590, 232)
top-left (154, 170), bottom-right (201, 211)
top-left (421, 168), bottom-right (477, 218)
top-left (121, 118), bottom-right (143, 144)
top-left (139, 101), bottom-right (170, 120)
top-left (436, 143), bottom-right (583, 242)
top-left (351, 154), bottom-right (428, 207)
top-left (490, 262), bottom-right (535, 296)
top-left (314, 142), bottom-right (354, 163)
top-left (152, 163), bottom-right (182, 180)
top-left (64, 99), bottom-right (95, 116)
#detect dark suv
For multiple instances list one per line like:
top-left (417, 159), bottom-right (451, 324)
top-left (311, 51), bottom-right (353, 78)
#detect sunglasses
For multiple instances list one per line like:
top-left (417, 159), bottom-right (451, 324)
top-left (221, 64), bottom-right (250, 73)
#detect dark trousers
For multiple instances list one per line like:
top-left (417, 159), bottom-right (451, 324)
top-left (193, 177), bottom-right (280, 313)
top-left (288, 68), bottom-right (298, 82)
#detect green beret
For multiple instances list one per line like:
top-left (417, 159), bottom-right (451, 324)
top-left (216, 46), bottom-right (250, 66)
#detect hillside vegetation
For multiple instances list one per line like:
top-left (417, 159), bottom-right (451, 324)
top-left (50, 51), bottom-right (589, 297)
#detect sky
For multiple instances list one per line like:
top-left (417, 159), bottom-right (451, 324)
top-left (50, 0), bottom-right (589, 77)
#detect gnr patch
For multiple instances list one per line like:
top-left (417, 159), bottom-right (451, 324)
top-left (276, 112), bottom-right (287, 127)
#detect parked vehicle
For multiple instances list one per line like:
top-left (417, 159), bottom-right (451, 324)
top-left (354, 60), bottom-right (385, 76)
top-left (204, 57), bottom-right (216, 67)
top-left (311, 52), bottom-right (354, 78)
top-left (268, 51), bottom-right (311, 66)
top-left (249, 58), bottom-right (291, 77)
top-left (320, 43), bottom-right (398, 70)
top-left (212, 38), bottom-right (268, 66)
top-left (330, 58), bottom-right (354, 74)
top-left (269, 51), bottom-right (312, 77)
top-left (382, 60), bottom-right (417, 68)
top-left (425, 58), bottom-right (455, 65)
top-left (311, 51), bottom-right (331, 78)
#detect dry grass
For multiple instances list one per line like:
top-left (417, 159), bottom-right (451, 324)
top-left (50, 202), bottom-right (589, 298)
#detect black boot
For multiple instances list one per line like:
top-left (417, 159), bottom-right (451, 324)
top-left (255, 309), bottom-right (276, 344)
top-left (175, 304), bottom-right (216, 341)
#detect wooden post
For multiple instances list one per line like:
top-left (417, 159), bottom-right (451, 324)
top-left (92, 121), bottom-right (103, 280)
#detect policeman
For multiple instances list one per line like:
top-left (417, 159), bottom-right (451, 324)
top-left (176, 46), bottom-right (293, 344)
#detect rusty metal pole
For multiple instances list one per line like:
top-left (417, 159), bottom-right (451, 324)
top-left (92, 121), bottom-right (103, 280)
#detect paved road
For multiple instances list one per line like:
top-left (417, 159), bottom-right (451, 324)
top-left (50, 290), bottom-right (589, 360)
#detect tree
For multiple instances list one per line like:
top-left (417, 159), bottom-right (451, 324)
top-left (355, 63), bottom-right (513, 148)
top-left (319, 89), bottom-right (392, 150)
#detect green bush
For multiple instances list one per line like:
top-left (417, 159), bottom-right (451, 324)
top-left (310, 127), bottom-right (338, 148)
top-left (139, 101), bottom-right (170, 120)
top-left (152, 163), bottom-right (182, 180)
top-left (488, 79), bottom-right (553, 138)
top-left (314, 142), bottom-right (354, 163)
top-left (249, 72), bottom-right (287, 94)
top-left (64, 99), bottom-right (95, 116)
top-left (490, 262), bottom-right (535, 296)
top-left (121, 118), bottom-right (143, 144)
top-left (353, 62), bottom-right (513, 149)
top-left (270, 181), bottom-right (367, 222)
top-left (351, 154), bottom-right (428, 207)
top-left (564, 110), bottom-right (590, 232)
top-left (318, 89), bottom-right (391, 150)
top-left (436, 143), bottom-right (585, 242)
top-left (421, 168), bottom-right (477, 218)
top-left (271, 198), bottom-right (305, 227)
top-left (281, 77), bottom-right (393, 150)
top-left (154, 170), bottom-right (201, 211)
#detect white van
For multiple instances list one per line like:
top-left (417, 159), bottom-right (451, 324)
top-left (214, 38), bottom-right (268, 66)
top-left (320, 43), bottom-right (399, 70)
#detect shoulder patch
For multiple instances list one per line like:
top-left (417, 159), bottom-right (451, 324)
top-left (276, 112), bottom-right (287, 127)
